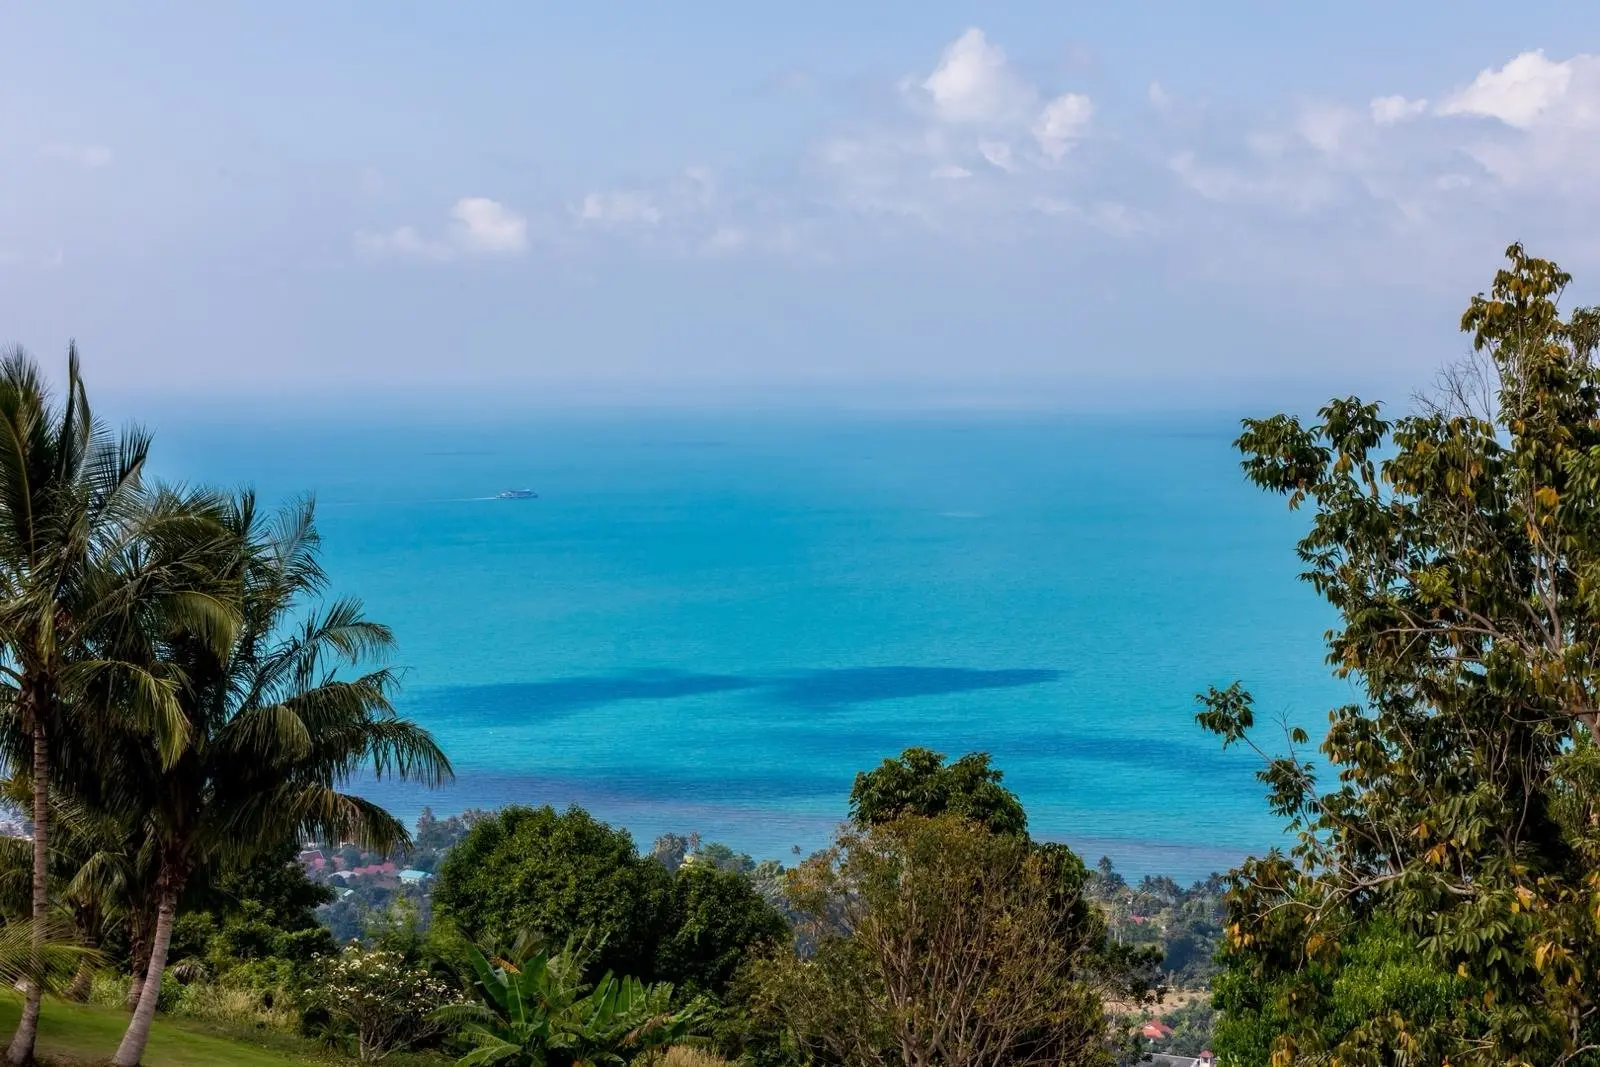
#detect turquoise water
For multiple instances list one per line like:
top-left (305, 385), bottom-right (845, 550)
top-left (153, 410), bottom-right (1349, 880)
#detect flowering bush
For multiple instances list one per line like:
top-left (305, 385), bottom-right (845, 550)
top-left (305, 946), bottom-right (464, 1062)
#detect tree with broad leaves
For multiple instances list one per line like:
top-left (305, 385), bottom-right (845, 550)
top-left (849, 747), bottom-right (1028, 837)
top-left (1199, 245), bottom-right (1600, 1064)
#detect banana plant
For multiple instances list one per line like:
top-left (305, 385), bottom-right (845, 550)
top-left (439, 932), bottom-right (706, 1067)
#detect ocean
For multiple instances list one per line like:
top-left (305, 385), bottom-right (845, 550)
top-left (152, 409), bottom-right (1349, 881)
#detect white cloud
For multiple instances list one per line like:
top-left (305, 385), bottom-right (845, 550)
top-left (979, 140), bottom-right (1017, 172)
top-left (579, 191), bottom-right (663, 225)
top-left (1438, 50), bottom-right (1577, 128)
top-left (1295, 104), bottom-right (1358, 155)
top-left (41, 143), bottom-right (112, 169)
top-left (1033, 93), bottom-right (1093, 159)
top-left (1429, 51), bottom-right (1600, 190)
top-left (1370, 95), bottom-right (1428, 124)
top-left (450, 197), bottom-right (528, 253)
top-left (357, 197), bottom-right (528, 261)
top-left (510, 40), bottom-right (1600, 279)
top-left (920, 28), bottom-right (1034, 124)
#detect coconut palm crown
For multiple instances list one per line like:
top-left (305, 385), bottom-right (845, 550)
top-left (109, 490), bottom-right (451, 1066)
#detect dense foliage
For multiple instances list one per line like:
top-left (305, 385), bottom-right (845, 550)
top-left (749, 813), bottom-right (1135, 1067)
top-left (849, 747), bottom-right (1028, 836)
top-left (433, 805), bottom-right (787, 1000)
top-left (1086, 861), bottom-right (1227, 990)
top-left (1200, 246), bottom-right (1600, 1065)
top-left (433, 805), bottom-right (676, 983)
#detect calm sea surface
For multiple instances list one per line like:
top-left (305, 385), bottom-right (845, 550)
top-left (151, 410), bottom-right (1349, 880)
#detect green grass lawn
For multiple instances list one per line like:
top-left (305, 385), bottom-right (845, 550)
top-left (0, 995), bottom-right (452, 1066)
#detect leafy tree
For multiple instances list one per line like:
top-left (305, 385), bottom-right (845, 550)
top-left (442, 933), bottom-right (705, 1067)
top-left (433, 805), bottom-right (676, 983)
top-left (691, 841), bottom-right (755, 876)
top-left (107, 492), bottom-right (450, 1067)
top-left (1211, 912), bottom-right (1467, 1065)
top-left (650, 832), bottom-right (699, 873)
top-left (0, 347), bottom-right (235, 1064)
top-left (749, 814), bottom-right (1128, 1067)
top-left (849, 747), bottom-right (1027, 836)
top-left (435, 807), bottom-right (790, 1004)
top-left (1198, 245), bottom-right (1600, 1064)
top-left (655, 864), bottom-right (788, 1000)
top-left (410, 806), bottom-right (490, 870)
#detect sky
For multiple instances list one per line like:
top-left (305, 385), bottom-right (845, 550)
top-left (3, 2), bottom-right (1600, 409)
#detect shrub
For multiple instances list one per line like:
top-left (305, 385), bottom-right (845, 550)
top-left (444, 933), bottom-right (706, 1067)
top-left (88, 970), bottom-right (131, 1010)
top-left (306, 945), bottom-right (464, 1062)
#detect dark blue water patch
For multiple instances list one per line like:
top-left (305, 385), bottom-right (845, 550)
top-left (402, 665), bottom-right (1065, 720)
top-left (772, 723), bottom-right (1246, 778)
top-left (402, 671), bottom-right (760, 719)
top-left (769, 667), bottom-right (1064, 708)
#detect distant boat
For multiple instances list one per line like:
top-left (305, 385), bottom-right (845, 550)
top-left (495, 489), bottom-right (538, 500)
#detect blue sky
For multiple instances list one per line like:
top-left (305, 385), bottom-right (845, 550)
top-left (4, 2), bottom-right (1600, 408)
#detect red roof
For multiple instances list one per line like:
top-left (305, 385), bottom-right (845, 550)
top-left (1140, 1022), bottom-right (1174, 1039)
top-left (349, 861), bottom-right (397, 877)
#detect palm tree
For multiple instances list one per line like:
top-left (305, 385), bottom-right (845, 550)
top-left (0, 346), bottom-right (233, 1065)
top-left (109, 491), bottom-right (451, 1067)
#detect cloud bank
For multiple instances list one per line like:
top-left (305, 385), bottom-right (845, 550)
top-left (340, 34), bottom-right (1600, 291)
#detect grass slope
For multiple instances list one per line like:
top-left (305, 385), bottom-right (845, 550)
top-left (0, 995), bottom-right (451, 1066)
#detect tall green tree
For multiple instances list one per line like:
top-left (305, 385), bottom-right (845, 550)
top-left (0, 346), bottom-right (233, 1065)
top-left (849, 747), bottom-right (1028, 836)
top-left (1198, 245), bottom-right (1600, 1064)
top-left (433, 805), bottom-right (677, 982)
top-left (105, 492), bottom-right (451, 1067)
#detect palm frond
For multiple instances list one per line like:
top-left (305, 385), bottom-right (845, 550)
top-left (0, 917), bottom-right (101, 991)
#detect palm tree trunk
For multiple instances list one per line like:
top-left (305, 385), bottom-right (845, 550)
top-left (124, 925), bottom-right (149, 1013)
top-left (113, 876), bottom-right (179, 1067)
top-left (6, 722), bottom-right (49, 1066)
